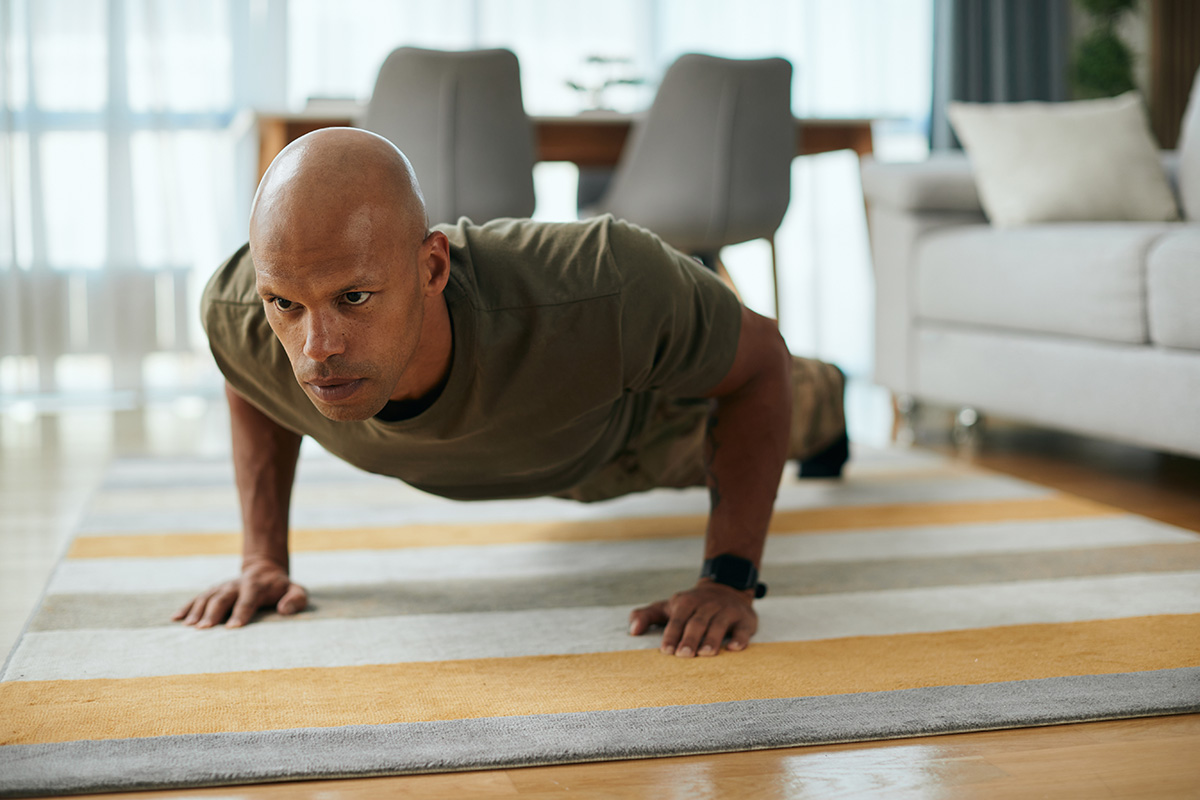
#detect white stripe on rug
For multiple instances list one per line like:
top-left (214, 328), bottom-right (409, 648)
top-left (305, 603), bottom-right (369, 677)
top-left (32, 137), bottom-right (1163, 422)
top-left (77, 473), bottom-right (1050, 534)
top-left (9, 572), bottom-right (1200, 681)
top-left (91, 445), bottom-right (952, 491)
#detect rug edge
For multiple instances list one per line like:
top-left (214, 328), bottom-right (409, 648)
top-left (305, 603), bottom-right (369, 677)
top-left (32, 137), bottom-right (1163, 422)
top-left (3, 666), bottom-right (1198, 798)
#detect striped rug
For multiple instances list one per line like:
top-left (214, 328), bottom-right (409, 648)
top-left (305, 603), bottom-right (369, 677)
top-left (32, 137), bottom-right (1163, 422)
top-left (2, 446), bottom-right (1199, 797)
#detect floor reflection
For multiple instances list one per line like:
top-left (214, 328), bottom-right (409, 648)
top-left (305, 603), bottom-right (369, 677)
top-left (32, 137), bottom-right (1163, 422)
top-left (775, 742), bottom-right (1003, 798)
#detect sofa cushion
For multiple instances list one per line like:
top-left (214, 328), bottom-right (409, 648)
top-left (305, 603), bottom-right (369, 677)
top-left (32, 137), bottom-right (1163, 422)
top-left (916, 223), bottom-right (1177, 344)
top-left (948, 93), bottom-right (1180, 227)
top-left (1178, 66), bottom-right (1200, 220)
top-left (1146, 228), bottom-right (1200, 350)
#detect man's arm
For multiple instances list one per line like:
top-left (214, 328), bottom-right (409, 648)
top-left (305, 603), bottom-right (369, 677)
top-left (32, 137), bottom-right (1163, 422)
top-left (628, 305), bottom-right (792, 656)
top-left (173, 383), bottom-right (307, 628)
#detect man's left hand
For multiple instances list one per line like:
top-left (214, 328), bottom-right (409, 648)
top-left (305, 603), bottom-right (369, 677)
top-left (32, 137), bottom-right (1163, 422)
top-left (628, 581), bottom-right (757, 657)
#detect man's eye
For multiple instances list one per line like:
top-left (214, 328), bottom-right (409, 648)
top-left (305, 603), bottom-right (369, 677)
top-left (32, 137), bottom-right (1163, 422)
top-left (272, 297), bottom-right (295, 312)
top-left (343, 291), bottom-right (371, 306)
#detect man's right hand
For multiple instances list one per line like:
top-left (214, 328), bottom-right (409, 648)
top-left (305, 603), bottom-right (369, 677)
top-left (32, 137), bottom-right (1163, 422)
top-left (173, 560), bottom-right (307, 629)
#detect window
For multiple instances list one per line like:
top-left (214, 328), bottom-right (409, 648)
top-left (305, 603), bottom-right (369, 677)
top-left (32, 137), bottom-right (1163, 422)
top-left (1, 0), bottom-right (932, 406)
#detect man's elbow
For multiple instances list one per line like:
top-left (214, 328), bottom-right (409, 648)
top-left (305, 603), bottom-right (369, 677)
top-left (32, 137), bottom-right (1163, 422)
top-left (707, 307), bottom-right (792, 401)
top-left (745, 309), bottom-right (791, 386)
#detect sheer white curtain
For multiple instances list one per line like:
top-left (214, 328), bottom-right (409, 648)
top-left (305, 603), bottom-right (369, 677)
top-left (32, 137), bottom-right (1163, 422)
top-left (0, 0), bottom-right (284, 403)
top-left (1, 0), bottom-right (931, 413)
top-left (286, 0), bottom-right (930, 119)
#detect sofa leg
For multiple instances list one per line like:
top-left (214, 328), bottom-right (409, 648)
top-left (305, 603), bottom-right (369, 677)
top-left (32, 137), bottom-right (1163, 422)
top-left (953, 406), bottom-right (983, 448)
top-left (892, 393), bottom-right (918, 445)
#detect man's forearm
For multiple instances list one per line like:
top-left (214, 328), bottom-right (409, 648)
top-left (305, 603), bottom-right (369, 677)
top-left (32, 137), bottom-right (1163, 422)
top-left (226, 383), bottom-right (302, 569)
top-left (702, 339), bottom-right (792, 568)
top-left (625, 321), bottom-right (790, 655)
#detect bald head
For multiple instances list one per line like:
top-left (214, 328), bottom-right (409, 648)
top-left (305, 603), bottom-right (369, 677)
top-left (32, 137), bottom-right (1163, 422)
top-left (250, 128), bottom-right (429, 259)
top-left (245, 128), bottom-right (455, 423)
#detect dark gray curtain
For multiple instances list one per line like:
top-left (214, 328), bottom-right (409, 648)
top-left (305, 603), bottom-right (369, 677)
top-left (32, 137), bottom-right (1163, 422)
top-left (930, 0), bottom-right (1073, 149)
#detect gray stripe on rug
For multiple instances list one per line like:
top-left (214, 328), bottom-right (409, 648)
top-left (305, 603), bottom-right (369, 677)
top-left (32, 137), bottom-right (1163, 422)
top-left (29, 543), bottom-right (1200, 631)
top-left (2, 667), bottom-right (1198, 798)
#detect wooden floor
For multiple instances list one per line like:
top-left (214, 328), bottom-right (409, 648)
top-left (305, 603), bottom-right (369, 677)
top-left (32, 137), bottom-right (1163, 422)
top-left (3, 403), bottom-right (1199, 799)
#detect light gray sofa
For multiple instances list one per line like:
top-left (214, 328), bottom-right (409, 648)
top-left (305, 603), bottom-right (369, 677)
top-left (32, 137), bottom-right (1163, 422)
top-left (860, 79), bottom-right (1200, 459)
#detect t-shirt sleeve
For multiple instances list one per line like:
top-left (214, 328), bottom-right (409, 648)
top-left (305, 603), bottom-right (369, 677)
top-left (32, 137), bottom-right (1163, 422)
top-left (607, 219), bottom-right (744, 398)
top-left (200, 244), bottom-right (312, 434)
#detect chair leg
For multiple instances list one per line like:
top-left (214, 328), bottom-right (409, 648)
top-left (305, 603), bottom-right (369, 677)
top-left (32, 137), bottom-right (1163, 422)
top-left (769, 237), bottom-right (781, 326)
top-left (892, 393), bottom-right (917, 445)
top-left (952, 406), bottom-right (984, 448)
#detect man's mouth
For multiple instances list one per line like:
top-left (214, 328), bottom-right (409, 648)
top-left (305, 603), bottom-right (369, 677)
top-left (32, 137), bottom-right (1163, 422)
top-left (304, 377), bottom-right (365, 403)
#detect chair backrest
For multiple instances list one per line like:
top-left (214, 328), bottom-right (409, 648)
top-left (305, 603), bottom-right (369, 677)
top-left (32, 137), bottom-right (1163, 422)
top-left (594, 53), bottom-right (794, 253)
top-left (362, 47), bottom-right (536, 225)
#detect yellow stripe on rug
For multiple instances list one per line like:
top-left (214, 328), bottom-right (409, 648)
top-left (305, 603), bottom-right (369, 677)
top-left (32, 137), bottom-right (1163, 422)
top-left (4, 613), bottom-right (1195, 745)
top-left (66, 494), bottom-right (1117, 559)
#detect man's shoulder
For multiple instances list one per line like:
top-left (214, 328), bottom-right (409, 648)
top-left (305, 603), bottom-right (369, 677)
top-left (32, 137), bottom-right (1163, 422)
top-left (439, 215), bottom-right (656, 311)
top-left (199, 243), bottom-right (277, 370)
top-left (201, 243), bottom-right (259, 314)
top-left (199, 243), bottom-right (306, 429)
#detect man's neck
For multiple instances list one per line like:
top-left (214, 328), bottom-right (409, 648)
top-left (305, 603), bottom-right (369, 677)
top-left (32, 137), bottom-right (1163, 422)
top-left (389, 293), bottom-right (453, 405)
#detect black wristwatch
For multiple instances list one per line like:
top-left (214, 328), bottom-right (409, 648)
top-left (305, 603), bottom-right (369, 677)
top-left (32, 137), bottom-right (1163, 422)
top-left (701, 554), bottom-right (767, 598)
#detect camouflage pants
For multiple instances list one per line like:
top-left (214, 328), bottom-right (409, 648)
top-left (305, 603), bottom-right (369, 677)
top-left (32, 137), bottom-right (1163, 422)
top-left (556, 356), bottom-right (846, 503)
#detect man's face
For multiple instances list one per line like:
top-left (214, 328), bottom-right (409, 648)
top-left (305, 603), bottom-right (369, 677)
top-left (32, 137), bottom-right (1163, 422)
top-left (252, 219), bottom-right (428, 422)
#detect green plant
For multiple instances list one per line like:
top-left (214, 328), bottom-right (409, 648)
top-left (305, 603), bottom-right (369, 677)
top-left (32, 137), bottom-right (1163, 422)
top-left (1072, 0), bottom-right (1138, 98)
top-left (1076, 0), bottom-right (1136, 19)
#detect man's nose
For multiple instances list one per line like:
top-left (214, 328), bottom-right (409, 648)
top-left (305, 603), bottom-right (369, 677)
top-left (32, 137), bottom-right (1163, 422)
top-left (302, 312), bottom-right (345, 362)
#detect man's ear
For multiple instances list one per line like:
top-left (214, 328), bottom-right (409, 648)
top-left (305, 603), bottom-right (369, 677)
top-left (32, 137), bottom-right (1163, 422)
top-left (420, 231), bottom-right (451, 296)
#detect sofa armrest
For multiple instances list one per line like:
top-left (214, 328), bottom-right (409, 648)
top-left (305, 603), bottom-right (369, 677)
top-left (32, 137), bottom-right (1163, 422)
top-left (862, 152), bottom-right (989, 396)
top-left (861, 152), bottom-right (983, 213)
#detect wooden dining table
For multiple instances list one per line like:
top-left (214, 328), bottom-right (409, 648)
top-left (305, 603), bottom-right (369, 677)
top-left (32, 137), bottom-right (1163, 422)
top-left (255, 103), bottom-right (874, 182)
top-left (254, 104), bottom-right (875, 324)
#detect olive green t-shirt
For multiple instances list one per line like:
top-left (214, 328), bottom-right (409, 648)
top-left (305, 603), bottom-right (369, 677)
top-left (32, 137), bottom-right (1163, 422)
top-left (201, 215), bottom-right (742, 500)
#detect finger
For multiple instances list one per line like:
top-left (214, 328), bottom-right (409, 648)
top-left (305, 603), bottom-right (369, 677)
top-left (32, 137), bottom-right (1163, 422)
top-left (628, 601), bottom-right (669, 636)
top-left (697, 608), bottom-right (745, 656)
top-left (277, 583), bottom-right (308, 616)
top-left (183, 590), bottom-right (217, 626)
top-left (659, 593), bottom-right (702, 655)
top-left (197, 588), bottom-right (238, 629)
top-left (172, 598), bottom-right (195, 622)
top-left (674, 605), bottom-right (719, 658)
top-left (725, 614), bottom-right (757, 652)
top-left (225, 587), bottom-right (262, 629)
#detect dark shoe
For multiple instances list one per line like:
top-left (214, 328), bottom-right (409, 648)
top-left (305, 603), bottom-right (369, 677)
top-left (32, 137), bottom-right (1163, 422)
top-left (797, 366), bottom-right (848, 479)
top-left (797, 430), bottom-right (848, 478)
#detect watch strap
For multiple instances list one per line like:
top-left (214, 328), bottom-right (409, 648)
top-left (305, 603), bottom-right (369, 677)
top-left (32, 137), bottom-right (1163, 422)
top-left (701, 554), bottom-right (767, 598)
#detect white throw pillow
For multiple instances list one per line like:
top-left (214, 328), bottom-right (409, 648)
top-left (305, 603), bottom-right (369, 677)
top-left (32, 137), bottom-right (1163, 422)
top-left (948, 92), bottom-right (1180, 227)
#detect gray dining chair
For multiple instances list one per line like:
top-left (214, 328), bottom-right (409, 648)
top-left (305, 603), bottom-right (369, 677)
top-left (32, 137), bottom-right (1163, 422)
top-left (361, 47), bottom-right (536, 225)
top-left (587, 53), bottom-right (795, 319)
